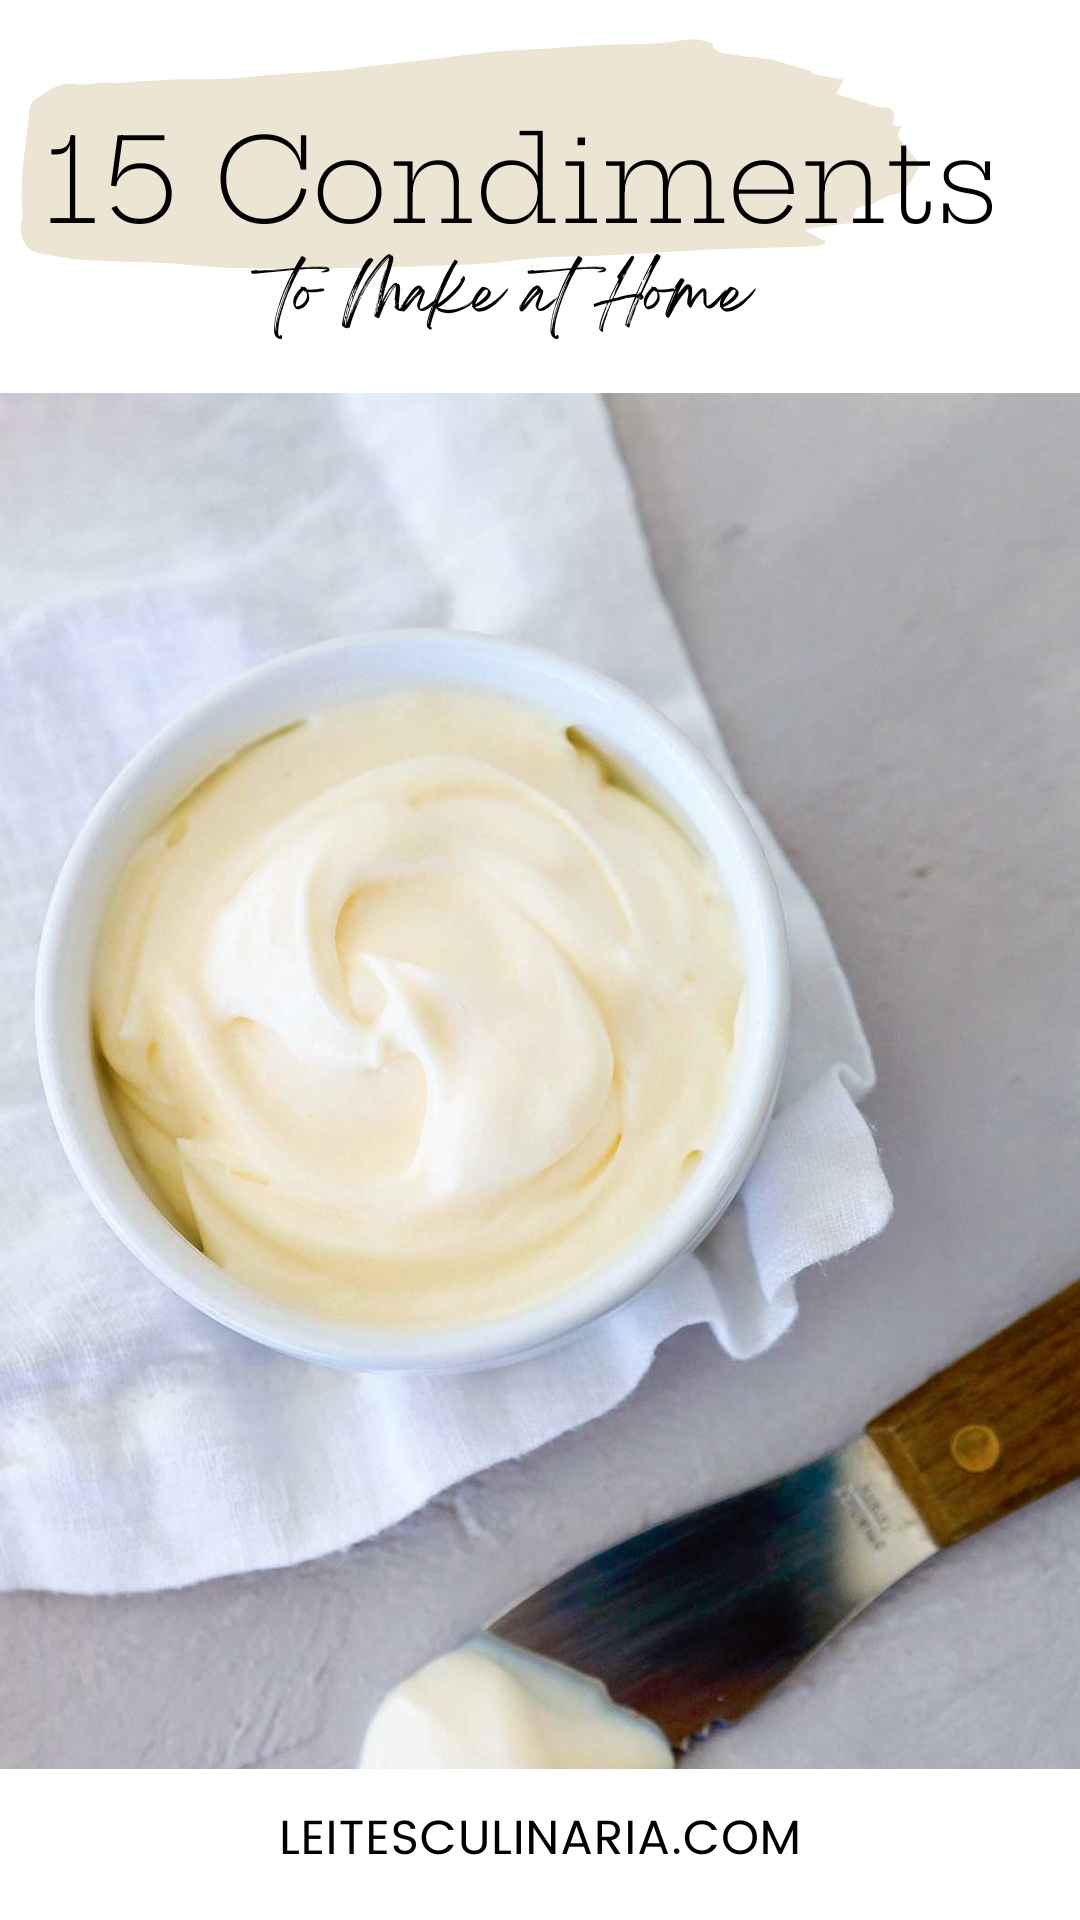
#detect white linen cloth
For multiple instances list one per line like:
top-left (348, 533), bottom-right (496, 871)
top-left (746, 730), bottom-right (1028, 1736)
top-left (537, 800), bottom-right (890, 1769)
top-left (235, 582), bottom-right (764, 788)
top-left (0, 395), bottom-right (892, 1594)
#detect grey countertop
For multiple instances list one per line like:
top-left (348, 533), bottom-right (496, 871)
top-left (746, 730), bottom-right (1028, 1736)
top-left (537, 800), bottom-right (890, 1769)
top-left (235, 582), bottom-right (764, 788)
top-left (3, 395), bottom-right (1078, 1768)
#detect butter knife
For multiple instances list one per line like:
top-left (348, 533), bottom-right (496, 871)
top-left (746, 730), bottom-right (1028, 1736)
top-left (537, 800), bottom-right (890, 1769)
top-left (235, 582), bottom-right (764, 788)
top-left (489, 1278), bottom-right (1080, 1749)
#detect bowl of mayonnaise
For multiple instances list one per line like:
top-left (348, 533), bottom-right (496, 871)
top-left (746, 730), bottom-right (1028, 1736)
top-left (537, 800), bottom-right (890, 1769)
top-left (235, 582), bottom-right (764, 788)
top-left (36, 631), bottom-right (789, 1370)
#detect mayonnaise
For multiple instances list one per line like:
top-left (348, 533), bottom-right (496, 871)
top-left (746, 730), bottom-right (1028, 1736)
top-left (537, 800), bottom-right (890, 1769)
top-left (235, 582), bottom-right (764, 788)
top-left (360, 1636), bottom-right (673, 1768)
top-left (94, 690), bottom-right (742, 1328)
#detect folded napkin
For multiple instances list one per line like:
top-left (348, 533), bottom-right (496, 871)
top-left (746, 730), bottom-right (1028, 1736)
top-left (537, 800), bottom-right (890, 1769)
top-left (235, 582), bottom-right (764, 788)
top-left (0, 394), bottom-right (891, 1593)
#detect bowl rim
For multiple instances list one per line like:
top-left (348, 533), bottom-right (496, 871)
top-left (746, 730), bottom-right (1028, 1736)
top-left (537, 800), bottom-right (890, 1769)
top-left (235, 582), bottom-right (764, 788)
top-left (35, 630), bottom-right (790, 1372)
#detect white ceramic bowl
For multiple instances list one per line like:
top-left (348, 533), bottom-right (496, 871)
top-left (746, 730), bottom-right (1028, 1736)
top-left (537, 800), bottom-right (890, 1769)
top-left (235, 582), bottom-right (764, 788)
top-left (36, 631), bottom-right (789, 1372)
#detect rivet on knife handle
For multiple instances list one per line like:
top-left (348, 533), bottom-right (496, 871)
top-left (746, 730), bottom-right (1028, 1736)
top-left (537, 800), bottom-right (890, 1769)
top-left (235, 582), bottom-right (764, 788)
top-left (867, 1278), bottom-right (1080, 1548)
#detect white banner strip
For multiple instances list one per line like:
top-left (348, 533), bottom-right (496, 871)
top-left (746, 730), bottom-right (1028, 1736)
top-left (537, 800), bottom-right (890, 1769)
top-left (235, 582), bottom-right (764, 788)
top-left (4, 1766), bottom-right (1071, 1917)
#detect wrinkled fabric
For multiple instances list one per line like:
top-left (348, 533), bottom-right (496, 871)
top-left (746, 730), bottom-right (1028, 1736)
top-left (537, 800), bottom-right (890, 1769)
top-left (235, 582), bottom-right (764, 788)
top-left (0, 395), bottom-right (891, 1592)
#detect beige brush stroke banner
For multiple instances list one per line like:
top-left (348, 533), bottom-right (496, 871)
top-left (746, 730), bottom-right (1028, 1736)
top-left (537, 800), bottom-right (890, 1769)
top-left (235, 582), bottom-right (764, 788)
top-left (23, 42), bottom-right (902, 267)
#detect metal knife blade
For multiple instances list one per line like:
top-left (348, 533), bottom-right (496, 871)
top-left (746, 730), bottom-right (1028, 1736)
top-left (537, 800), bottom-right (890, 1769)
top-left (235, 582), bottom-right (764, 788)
top-left (488, 1433), bottom-right (936, 1750)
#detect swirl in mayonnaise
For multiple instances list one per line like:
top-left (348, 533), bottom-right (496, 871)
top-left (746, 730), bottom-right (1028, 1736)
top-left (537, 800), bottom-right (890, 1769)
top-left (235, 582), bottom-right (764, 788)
top-left (93, 691), bottom-right (742, 1328)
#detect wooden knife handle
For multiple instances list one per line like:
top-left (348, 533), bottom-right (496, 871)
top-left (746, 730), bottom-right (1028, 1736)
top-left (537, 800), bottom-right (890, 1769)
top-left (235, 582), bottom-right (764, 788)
top-left (867, 1279), bottom-right (1080, 1548)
